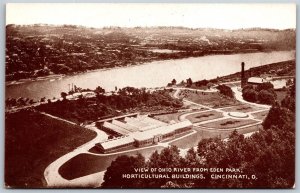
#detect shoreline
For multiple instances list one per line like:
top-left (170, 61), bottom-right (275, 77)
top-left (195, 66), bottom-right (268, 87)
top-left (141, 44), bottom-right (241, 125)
top-left (5, 49), bottom-right (294, 87)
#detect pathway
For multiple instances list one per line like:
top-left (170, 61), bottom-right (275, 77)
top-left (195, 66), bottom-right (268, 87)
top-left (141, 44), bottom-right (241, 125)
top-left (44, 123), bottom-right (108, 187)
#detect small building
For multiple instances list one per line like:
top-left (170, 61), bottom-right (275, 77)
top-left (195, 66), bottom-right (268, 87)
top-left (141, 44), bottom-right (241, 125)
top-left (247, 77), bottom-right (270, 88)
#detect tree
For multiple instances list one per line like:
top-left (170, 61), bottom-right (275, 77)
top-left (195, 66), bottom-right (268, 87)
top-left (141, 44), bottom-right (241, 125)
top-left (40, 97), bottom-right (46, 103)
top-left (60, 92), bottom-right (68, 100)
top-left (171, 78), bottom-right (177, 85)
top-left (156, 145), bottom-right (181, 168)
top-left (263, 103), bottom-right (294, 130)
top-left (185, 147), bottom-right (199, 167)
top-left (147, 150), bottom-right (160, 168)
top-left (101, 154), bottom-right (146, 188)
top-left (95, 86), bottom-right (105, 95)
top-left (186, 78), bottom-right (193, 87)
top-left (242, 88), bottom-right (257, 102)
top-left (281, 81), bottom-right (295, 112)
top-left (216, 84), bottom-right (234, 98)
top-left (256, 82), bottom-right (274, 92)
top-left (28, 99), bottom-right (34, 105)
top-left (195, 79), bottom-right (209, 87)
top-left (257, 90), bottom-right (275, 105)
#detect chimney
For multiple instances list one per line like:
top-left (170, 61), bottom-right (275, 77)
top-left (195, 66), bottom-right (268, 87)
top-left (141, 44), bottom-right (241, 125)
top-left (241, 62), bottom-right (246, 87)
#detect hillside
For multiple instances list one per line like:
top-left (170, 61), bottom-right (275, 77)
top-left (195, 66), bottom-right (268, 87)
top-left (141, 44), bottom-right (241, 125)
top-left (6, 25), bottom-right (295, 81)
top-left (5, 109), bottom-right (97, 188)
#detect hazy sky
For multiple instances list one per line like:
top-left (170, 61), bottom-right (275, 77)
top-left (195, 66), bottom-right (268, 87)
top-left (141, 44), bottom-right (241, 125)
top-left (6, 3), bottom-right (296, 29)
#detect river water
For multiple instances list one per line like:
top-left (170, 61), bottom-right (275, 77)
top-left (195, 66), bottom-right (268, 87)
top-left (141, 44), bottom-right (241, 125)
top-left (6, 50), bottom-right (295, 100)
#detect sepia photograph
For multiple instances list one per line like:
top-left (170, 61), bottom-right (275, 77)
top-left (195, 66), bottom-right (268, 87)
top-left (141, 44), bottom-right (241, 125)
top-left (4, 3), bottom-right (296, 188)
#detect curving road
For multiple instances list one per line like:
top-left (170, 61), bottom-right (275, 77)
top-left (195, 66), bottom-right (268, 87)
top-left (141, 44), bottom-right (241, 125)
top-left (44, 123), bottom-right (108, 187)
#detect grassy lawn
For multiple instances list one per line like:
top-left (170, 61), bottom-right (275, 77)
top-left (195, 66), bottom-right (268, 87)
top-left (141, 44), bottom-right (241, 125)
top-left (59, 146), bottom-right (164, 180)
top-left (185, 111), bottom-right (224, 123)
top-left (170, 130), bottom-right (216, 149)
top-left (178, 90), bottom-right (241, 108)
top-left (221, 104), bottom-right (266, 113)
top-left (200, 118), bottom-right (259, 129)
top-left (5, 110), bottom-right (97, 188)
top-left (251, 110), bottom-right (269, 121)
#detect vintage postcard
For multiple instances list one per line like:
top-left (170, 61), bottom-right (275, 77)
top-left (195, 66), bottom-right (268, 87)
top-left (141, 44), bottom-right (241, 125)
top-left (5, 3), bottom-right (296, 188)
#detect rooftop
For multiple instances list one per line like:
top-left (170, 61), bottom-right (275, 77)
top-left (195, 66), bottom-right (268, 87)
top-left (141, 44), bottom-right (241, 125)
top-left (99, 136), bottom-right (134, 150)
top-left (132, 120), bottom-right (192, 142)
top-left (103, 121), bottom-right (131, 135)
top-left (248, 77), bottom-right (269, 84)
top-left (111, 119), bottom-right (139, 132)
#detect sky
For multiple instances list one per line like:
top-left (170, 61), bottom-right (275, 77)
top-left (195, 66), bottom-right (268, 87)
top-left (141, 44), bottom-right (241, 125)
top-left (6, 3), bottom-right (296, 29)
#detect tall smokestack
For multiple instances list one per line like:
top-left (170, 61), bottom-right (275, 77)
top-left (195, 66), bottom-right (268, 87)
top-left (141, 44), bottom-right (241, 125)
top-left (241, 62), bottom-right (245, 87)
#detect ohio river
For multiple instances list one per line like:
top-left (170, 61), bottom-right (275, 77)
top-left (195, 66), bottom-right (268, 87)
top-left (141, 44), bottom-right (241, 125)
top-left (6, 50), bottom-right (295, 100)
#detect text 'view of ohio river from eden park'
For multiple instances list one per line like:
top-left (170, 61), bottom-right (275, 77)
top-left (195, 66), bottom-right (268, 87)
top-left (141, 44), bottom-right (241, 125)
top-left (6, 50), bottom-right (295, 100)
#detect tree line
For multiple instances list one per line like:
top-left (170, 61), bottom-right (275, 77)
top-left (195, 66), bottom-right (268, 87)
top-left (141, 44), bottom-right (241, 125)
top-left (37, 87), bottom-right (183, 124)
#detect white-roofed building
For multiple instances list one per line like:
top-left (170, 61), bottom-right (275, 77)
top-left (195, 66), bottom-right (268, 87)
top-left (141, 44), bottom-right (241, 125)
top-left (111, 120), bottom-right (139, 132)
top-left (124, 117), bottom-right (151, 129)
top-left (247, 76), bottom-right (286, 89)
top-left (144, 117), bottom-right (167, 126)
top-left (95, 114), bottom-right (193, 153)
top-left (248, 77), bottom-right (269, 85)
top-left (96, 136), bottom-right (135, 153)
top-left (132, 120), bottom-right (193, 147)
top-left (102, 122), bottom-right (131, 135)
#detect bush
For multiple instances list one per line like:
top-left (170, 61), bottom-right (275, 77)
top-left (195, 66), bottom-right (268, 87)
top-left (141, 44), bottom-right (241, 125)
top-left (242, 88), bottom-right (258, 102)
top-left (216, 84), bottom-right (234, 98)
top-left (258, 90), bottom-right (276, 105)
top-left (242, 82), bottom-right (276, 105)
top-left (256, 82), bottom-right (274, 92)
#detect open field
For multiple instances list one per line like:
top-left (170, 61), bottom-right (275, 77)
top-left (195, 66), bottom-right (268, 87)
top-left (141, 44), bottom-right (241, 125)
top-left (221, 104), bottom-right (266, 113)
top-left (199, 118), bottom-right (259, 129)
top-left (185, 110), bottom-right (224, 123)
top-left (59, 146), bottom-right (165, 180)
top-left (5, 110), bottom-right (97, 188)
top-left (251, 110), bottom-right (269, 121)
top-left (178, 90), bottom-right (241, 108)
